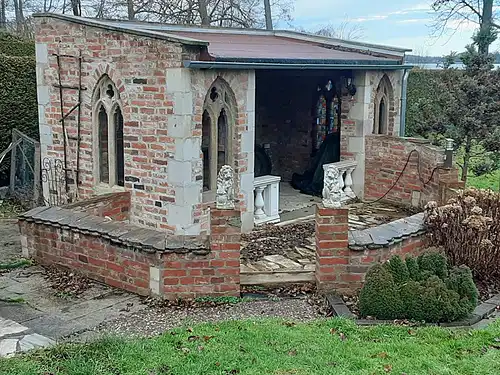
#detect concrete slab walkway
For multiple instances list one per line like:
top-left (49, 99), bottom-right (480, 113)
top-left (0, 266), bottom-right (144, 357)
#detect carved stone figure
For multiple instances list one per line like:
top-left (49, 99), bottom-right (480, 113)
top-left (322, 165), bottom-right (342, 208)
top-left (216, 165), bottom-right (235, 209)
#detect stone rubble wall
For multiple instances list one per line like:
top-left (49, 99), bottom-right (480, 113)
top-left (63, 192), bottom-right (131, 221)
top-left (364, 135), bottom-right (461, 207)
top-left (18, 205), bottom-right (241, 300)
top-left (315, 205), bottom-right (426, 294)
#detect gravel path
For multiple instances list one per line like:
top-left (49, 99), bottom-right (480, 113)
top-left (76, 298), bottom-right (322, 340)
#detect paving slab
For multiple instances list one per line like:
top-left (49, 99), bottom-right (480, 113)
top-left (0, 338), bottom-right (18, 357)
top-left (0, 318), bottom-right (28, 338)
top-left (263, 255), bottom-right (302, 269)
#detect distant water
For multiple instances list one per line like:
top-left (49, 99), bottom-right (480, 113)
top-left (413, 63), bottom-right (500, 70)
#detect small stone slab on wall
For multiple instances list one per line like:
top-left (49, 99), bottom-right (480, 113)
top-left (315, 205), bottom-right (426, 294)
top-left (18, 205), bottom-right (241, 300)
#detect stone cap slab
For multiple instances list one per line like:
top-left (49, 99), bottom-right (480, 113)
top-left (348, 212), bottom-right (425, 250)
top-left (19, 207), bottom-right (209, 254)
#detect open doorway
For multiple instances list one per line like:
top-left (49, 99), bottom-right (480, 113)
top-left (255, 70), bottom-right (346, 214)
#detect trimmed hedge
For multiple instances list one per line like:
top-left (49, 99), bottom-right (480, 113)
top-left (359, 250), bottom-right (478, 323)
top-left (0, 32), bottom-right (37, 182)
top-left (0, 32), bottom-right (34, 57)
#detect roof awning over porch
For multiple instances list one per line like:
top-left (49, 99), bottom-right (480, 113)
top-left (184, 61), bottom-right (413, 70)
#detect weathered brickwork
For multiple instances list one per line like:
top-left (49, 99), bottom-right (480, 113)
top-left (364, 135), bottom-right (460, 206)
top-left (18, 205), bottom-right (240, 299)
top-left (35, 15), bottom-right (254, 234)
top-left (315, 205), bottom-right (427, 294)
top-left (63, 191), bottom-right (130, 221)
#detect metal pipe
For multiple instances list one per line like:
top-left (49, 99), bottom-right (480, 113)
top-left (399, 68), bottom-right (411, 137)
top-left (184, 61), bottom-right (413, 70)
top-left (76, 50), bottom-right (82, 194)
top-left (55, 53), bottom-right (69, 193)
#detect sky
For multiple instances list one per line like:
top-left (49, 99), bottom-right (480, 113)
top-left (284, 0), bottom-right (497, 56)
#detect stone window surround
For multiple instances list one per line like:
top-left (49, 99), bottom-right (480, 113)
top-left (92, 74), bottom-right (125, 193)
top-left (202, 77), bottom-right (238, 199)
top-left (372, 75), bottom-right (393, 135)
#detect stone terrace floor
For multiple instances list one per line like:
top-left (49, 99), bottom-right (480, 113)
top-left (240, 199), bottom-right (416, 284)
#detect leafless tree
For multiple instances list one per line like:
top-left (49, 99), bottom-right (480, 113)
top-left (314, 20), bottom-right (365, 40)
top-left (432, 0), bottom-right (498, 53)
top-left (1, 0), bottom-right (7, 29)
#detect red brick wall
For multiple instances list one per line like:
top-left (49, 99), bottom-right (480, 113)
top-left (18, 206), bottom-right (240, 299)
top-left (36, 16), bottom-right (186, 229)
top-left (364, 135), bottom-right (460, 206)
top-left (315, 205), bottom-right (426, 294)
top-left (63, 192), bottom-right (131, 221)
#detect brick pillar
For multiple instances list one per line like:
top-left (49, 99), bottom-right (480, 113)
top-left (315, 204), bottom-right (349, 292)
top-left (209, 208), bottom-right (241, 296)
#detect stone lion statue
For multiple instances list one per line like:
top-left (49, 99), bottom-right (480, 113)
top-left (216, 165), bottom-right (235, 209)
top-left (322, 165), bottom-right (342, 208)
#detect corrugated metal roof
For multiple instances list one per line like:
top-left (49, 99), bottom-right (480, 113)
top-left (168, 31), bottom-right (396, 63)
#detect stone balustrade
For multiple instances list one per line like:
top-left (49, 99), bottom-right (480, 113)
top-left (254, 175), bottom-right (281, 225)
top-left (323, 160), bottom-right (357, 202)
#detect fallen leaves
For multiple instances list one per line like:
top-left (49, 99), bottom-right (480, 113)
top-left (371, 352), bottom-right (389, 359)
top-left (44, 265), bottom-right (91, 298)
top-left (383, 364), bottom-right (392, 372)
top-left (287, 349), bottom-right (297, 356)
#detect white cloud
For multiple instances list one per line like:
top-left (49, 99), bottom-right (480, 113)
top-left (397, 18), bottom-right (432, 24)
top-left (352, 15), bottom-right (388, 22)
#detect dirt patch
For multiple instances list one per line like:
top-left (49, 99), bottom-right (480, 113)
top-left (0, 219), bottom-right (22, 264)
top-left (241, 222), bottom-right (314, 262)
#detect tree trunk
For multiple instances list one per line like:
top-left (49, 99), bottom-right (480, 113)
top-left (71, 0), bottom-right (81, 16)
top-left (462, 136), bottom-right (472, 182)
top-left (479, 0), bottom-right (494, 55)
top-left (0, 0), bottom-right (6, 29)
top-left (264, 0), bottom-right (273, 30)
top-left (199, 0), bottom-right (210, 25)
top-left (127, 0), bottom-right (135, 20)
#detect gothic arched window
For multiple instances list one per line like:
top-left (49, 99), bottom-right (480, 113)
top-left (93, 75), bottom-right (125, 187)
top-left (201, 78), bottom-right (237, 192)
top-left (373, 75), bottom-right (393, 135)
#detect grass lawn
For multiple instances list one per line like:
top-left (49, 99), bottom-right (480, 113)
top-left (1, 318), bottom-right (500, 375)
top-left (467, 170), bottom-right (500, 191)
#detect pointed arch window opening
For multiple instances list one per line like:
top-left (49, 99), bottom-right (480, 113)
top-left (201, 78), bottom-right (237, 193)
top-left (93, 75), bottom-right (125, 188)
top-left (373, 75), bottom-right (393, 135)
top-left (314, 80), bottom-right (341, 151)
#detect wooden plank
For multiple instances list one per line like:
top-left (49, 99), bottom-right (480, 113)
top-left (34, 142), bottom-right (41, 204)
top-left (9, 131), bottom-right (18, 194)
top-left (240, 270), bottom-right (315, 285)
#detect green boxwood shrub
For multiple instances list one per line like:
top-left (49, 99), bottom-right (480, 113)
top-left (0, 32), bottom-right (37, 183)
top-left (358, 264), bottom-right (403, 320)
top-left (359, 251), bottom-right (478, 323)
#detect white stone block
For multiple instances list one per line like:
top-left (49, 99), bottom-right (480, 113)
top-left (246, 87), bottom-right (256, 113)
top-left (168, 115), bottom-right (192, 138)
top-left (173, 92), bottom-right (193, 115)
top-left (167, 204), bottom-right (193, 226)
top-left (247, 111), bottom-right (255, 131)
top-left (241, 211), bottom-right (254, 233)
top-left (240, 172), bottom-right (254, 211)
top-left (35, 43), bottom-right (48, 64)
top-left (166, 68), bottom-right (191, 93)
top-left (37, 86), bottom-right (50, 106)
top-left (175, 137), bottom-right (201, 161)
top-left (167, 160), bottom-right (192, 184)
top-left (37, 105), bottom-right (46, 126)
top-left (149, 266), bottom-right (160, 282)
top-left (174, 184), bottom-right (201, 206)
top-left (348, 137), bottom-right (364, 154)
top-left (182, 223), bottom-right (201, 235)
top-left (240, 131), bottom-right (254, 153)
